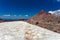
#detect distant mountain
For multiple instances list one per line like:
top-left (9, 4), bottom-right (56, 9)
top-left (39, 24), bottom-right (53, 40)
top-left (1, 18), bottom-right (28, 22)
top-left (27, 10), bottom-right (60, 33)
top-left (0, 18), bottom-right (28, 22)
top-left (0, 18), bottom-right (4, 22)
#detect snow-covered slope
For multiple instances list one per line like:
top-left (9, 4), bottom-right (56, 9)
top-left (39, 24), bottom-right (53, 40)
top-left (49, 10), bottom-right (60, 16)
top-left (0, 21), bottom-right (60, 40)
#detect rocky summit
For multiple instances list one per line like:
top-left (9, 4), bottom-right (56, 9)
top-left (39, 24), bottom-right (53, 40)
top-left (27, 10), bottom-right (60, 33)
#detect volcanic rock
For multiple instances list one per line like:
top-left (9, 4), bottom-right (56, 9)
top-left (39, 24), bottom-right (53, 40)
top-left (27, 10), bottom-right (60, 33)
top-left (0, 19), bottom-right (4, 23)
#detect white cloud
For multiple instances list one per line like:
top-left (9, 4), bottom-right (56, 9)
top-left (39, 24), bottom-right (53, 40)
top-left (1, 14), bottom-right (29, 19)
top-left (48, 9), bottom-right (60, 16)
top-left (3, 15), bottom-right (11, 16)
top-left (19, 15), bottom-right (22, 16)
top-left (14, 15), bottom-right (17, 16)
top-left (2, 15), bottom-right (17, 17)
top-left (57, 0), bottom-right (60, 2)
top-left (25, 15), bottom-right (29, 17)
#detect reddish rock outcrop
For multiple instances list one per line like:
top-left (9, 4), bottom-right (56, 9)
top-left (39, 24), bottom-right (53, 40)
top-left (27, 10), bottom-right (60, 33)
top-left (0, 19), bottom-right (4, 23)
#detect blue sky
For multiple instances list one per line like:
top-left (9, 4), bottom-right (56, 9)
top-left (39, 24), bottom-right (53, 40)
top-left (0, 0), bottom-right (60, 19)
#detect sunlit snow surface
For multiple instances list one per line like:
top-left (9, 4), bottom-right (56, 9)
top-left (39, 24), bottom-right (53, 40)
top-left (49, 10), bottom-right (60, 16)
top-left (0, 21), bottom-right (60, 40)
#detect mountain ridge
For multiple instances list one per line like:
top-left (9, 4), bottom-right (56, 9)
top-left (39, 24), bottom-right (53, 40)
top-left (27, 10), bottom-right (60, 33)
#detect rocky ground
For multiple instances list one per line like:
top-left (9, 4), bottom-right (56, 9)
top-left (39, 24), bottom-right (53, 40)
top-left (27, 10), bottom-right (60, 33)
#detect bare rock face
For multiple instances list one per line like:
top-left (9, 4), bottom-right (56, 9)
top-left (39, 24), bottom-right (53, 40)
top-left (0, 19), bottom-right (4, 23)
top-left (27, 10), bottom-right (60, 33)
top-left (0, 20), bottom-right (4, 22)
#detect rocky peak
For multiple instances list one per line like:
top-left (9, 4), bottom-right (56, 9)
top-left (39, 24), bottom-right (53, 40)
top-left (36, 10), bottom-right (52, 17)
top-left (38, 10), bottom-right (47, 15)
top-left (27, 10), bottom-right (60, 33)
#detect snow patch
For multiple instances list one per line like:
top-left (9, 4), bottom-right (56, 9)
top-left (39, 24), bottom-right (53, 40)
top-left (48, 10), bottom-right (60, 16)
top-left (0, 21), bottom-right (60, 40)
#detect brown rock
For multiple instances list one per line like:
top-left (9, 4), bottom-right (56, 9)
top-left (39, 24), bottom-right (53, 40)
top-left (0, 19), bottom-right (4, 23)
top-left (27, 10), bottom-right (60, 33)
